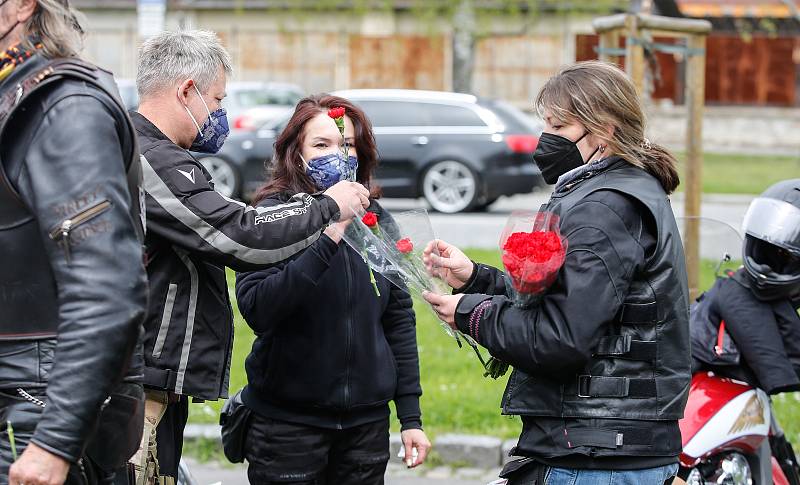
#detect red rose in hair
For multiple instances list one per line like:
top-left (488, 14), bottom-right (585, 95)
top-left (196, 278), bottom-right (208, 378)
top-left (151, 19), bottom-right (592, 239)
top-left (362, 212), bottom-right (378, 228)
top-left (327, 107), bottom-right (345, 119)
top-left (396, 238), bottom-right (413, 254)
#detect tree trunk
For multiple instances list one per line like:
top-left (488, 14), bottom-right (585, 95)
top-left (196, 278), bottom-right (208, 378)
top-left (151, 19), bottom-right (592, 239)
top-left (452, 0), bottom-right (476, 94)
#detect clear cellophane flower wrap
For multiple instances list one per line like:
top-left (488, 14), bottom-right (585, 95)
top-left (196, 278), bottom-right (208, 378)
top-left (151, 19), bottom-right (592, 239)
top-left (338, 207), bottom-right (459, 340)
top-left (482, 210), bottom-right (568, 378)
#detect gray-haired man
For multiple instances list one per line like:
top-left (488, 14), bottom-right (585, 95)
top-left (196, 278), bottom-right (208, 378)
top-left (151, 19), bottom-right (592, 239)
top-left (130, 30), bottom-right (369, 483)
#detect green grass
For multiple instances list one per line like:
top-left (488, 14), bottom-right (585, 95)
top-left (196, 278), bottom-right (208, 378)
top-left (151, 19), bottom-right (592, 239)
top-left (189, 249), bottom-right (800, 446)
top-left (189, 255), bottom-right (520, 440)
top-left (676, 152), bottom-right (800, 195)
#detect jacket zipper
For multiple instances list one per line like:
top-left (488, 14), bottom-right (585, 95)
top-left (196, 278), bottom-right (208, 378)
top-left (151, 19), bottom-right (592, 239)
top-left (342, 247), bottom-right (353, 422)
top-left (49, 200), bottom-right (112, 264)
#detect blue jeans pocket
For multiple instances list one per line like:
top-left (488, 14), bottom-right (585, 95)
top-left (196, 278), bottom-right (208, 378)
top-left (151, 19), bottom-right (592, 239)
top-left (545, 467), bottom-right (578, 485)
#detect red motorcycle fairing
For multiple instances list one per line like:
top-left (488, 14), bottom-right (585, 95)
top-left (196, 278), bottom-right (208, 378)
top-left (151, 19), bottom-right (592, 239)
top-left (679, 372), bottom-right (772, 468)
top-left (680, 372), bottom-right (752, 446)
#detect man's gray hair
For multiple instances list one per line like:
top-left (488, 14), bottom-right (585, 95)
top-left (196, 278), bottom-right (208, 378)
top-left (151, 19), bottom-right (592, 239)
top-left (136, 30), bottom-right (233, 98)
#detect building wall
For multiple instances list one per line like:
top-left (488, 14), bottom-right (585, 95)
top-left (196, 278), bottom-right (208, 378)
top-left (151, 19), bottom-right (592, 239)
top-left (76, 6), bottom-right (587, 106)
top-left (576, 32), bottom-right (800, 108)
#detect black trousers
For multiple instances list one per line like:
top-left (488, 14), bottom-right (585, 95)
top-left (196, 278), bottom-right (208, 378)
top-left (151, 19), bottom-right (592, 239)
top-left (0, 391), bottom-right (132, 485)
top-left (153, 397), bottom-right (189, 480)
top-left (244, 414), bottom-right (390, 485)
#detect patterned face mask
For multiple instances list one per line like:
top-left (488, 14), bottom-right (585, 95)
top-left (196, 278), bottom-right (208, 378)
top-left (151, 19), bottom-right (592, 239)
top-left (184, 84), bottom-right (229, 154)
top-left (305, 153), bottom-right (359, 190)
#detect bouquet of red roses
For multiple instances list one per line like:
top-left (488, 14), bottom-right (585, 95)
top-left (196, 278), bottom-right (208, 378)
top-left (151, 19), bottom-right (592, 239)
top-left (482, 210), bottom-right (567, 378)
top-left (500, 211), bottom-right (567, 307)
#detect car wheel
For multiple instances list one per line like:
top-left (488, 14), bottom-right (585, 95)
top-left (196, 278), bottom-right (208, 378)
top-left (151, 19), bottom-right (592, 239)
top-left (421, 160), bottom-right (479, 213)
top-left (199, 156), bottom-right (240, 199)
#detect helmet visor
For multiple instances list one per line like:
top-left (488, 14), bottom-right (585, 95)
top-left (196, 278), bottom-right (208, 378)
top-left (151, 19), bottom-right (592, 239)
top-left (742, 197), bottom-right (800, 256)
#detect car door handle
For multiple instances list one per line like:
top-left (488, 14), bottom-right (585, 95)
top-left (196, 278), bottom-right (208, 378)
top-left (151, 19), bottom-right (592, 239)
top-left (410, 136), bottom-right (429, 146)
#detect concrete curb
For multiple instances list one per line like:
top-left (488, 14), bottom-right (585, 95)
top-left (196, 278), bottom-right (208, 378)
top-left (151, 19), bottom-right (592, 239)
top-left (184, 424), bottom-right (513, 469)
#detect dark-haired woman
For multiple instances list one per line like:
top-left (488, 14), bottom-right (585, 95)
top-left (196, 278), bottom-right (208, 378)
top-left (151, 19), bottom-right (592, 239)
top-left (424, 61), bottom-right (690, 484)
top-left (235, 94), bottom-right (430, 485)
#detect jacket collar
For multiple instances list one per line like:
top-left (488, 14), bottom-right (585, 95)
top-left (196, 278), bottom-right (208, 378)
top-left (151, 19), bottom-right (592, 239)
top-left (130, 110), bottom-right (172, 142)
top-left (553, 156), bottom-right (627, 195)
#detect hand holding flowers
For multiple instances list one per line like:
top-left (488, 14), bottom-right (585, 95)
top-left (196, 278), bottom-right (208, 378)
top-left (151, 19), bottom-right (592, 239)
top-left (422, 239), bottom-right (474, 291)
top-left (323, 218), bottom-right (352, 244)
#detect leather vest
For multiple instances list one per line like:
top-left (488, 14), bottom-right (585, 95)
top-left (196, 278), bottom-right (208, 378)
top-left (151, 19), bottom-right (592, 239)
top-left (501, 161), bottom-right (691, 421)
top-left (0, 56), bottom-right (144, 340)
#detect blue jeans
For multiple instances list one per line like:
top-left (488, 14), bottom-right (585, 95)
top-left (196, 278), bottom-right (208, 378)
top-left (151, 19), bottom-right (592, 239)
top-left (545, 463), bottom-right (679, 485)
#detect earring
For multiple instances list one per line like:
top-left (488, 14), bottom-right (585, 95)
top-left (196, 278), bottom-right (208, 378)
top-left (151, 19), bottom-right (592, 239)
top-left (599, 145), bottom-right (606, 153)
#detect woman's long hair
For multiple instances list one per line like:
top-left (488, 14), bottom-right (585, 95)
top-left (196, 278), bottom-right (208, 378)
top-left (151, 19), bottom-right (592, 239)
top-left (535, 60), bottom-right (680, 194)
top-left (22, 0), bottom-right (85, 59)
top-left (252, 94), bottom-right (380, 204)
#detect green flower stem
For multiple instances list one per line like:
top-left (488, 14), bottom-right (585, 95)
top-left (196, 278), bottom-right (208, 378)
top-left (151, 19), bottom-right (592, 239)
top-left (361, 249), bottom-right (381, 297)
top-left (7, 420), bottom-right (17, 461)
top-left (483, 357), bottom-right (509, 379)
top-left (333, 116), bottom-right (352, 179)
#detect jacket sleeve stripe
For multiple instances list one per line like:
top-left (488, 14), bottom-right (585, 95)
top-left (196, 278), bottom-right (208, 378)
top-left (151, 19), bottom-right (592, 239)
top-left (173, 246), bottom-right (199, 395)
top-left (151, 282), bottom-right (177, 358)
top-left (217, 192), bottom-right (306, 214)
top-left (140, 156), bottom-right (320, 265)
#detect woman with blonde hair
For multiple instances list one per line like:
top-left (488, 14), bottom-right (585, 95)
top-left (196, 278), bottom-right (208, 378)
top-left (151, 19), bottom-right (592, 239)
top-left (424, 61), bottom-right (690, 484)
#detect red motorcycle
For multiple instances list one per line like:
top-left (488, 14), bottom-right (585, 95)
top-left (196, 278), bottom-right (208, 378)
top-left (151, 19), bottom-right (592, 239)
top-left (678, 371), bottom-right (799, 484)
top-left (677, 218), bottom-right (800, 485)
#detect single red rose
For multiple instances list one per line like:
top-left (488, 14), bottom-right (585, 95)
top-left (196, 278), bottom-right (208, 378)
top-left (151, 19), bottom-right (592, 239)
top-left (362, 212), bottom-right (378, 227)
top-left (327, 107), bottom-right (345, 119)
top-left (396, 237), bottom-right (414, 254)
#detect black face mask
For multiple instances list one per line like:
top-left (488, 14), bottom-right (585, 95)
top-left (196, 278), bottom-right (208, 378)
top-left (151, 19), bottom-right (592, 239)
top-left (533, 131), bottom-right (598, 185)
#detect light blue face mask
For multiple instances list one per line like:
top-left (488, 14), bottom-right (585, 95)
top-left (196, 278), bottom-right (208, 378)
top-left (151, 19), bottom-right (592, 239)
top-left (305, 153), bottom-right (359, 190)
top-left (185, 84), bottom-right (229, 154)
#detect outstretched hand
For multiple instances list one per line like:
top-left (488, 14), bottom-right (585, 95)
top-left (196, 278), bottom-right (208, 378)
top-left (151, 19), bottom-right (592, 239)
top-left (422, 239), bottom-right (474, 290)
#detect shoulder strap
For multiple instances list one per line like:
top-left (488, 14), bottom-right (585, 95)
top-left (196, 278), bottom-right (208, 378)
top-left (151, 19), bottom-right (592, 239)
top-left (0, 58), bottom-right (130, 140)
top-left (0, 57), bottom-right (143, 241)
